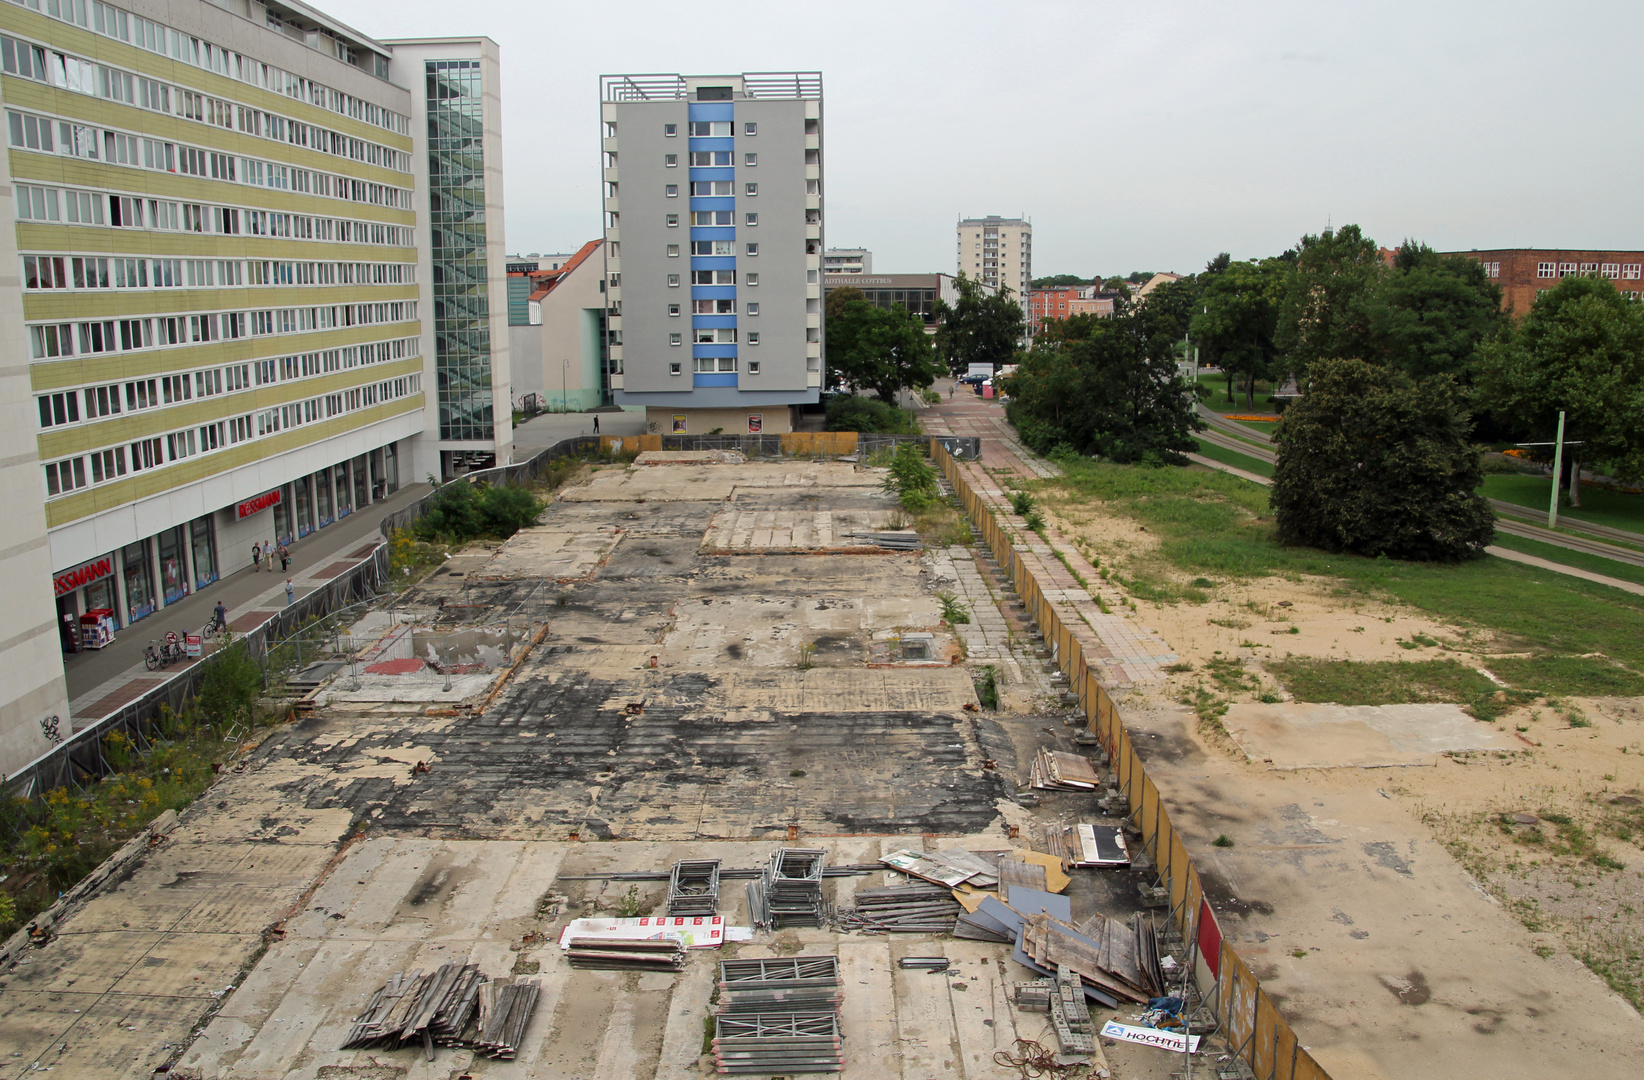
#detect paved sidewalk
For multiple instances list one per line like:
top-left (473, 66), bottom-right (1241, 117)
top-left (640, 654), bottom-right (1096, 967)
top-left (923, 381), bottom-right (1178, 685)
top-left (63, 482), bottom-right (431, 726)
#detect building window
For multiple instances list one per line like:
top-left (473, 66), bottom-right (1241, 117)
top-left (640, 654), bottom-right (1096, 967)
top-left (696, 328), bottom-right (737, 344)
top-left (1537, 262), bottom-right (1556, 279)
top-left (694, 299), bottom-right (735, 314)
top-left (663, 123), bottom-right (677, 137)
top-left (744, 122), bottom-right (757, 136)
top-left (746, 243), bottom-right (759, 256)
top-left (1559, 262), bottom-right (1578, 276)
top-left (747, 360), bottom-right (760, 373)
top-left (1624, 264), bottom-right (1642, 279)
top-left (667, 244), bottom-right (680, 257)
top-left (691, 180), bottom-right (735, 196)
top-left (669, 361), bottom-right (682, 375)
top-left (745, 153), bottom-right (757, 167)
top-left (1602, 263), bottom-right (1621, 278)
top-left (669, 333), bottom-right (683, 346)
top-left (745, 183), bottom-right (758, 196)
top-left (605, 121), bottom-right (617, 137)
top-left (1580, 262), bottom-right (1599, 274)
top-left (746, 272), bottom-right (759, 286)
top-left (690, 151), bottom-right (732, 166)
top-left (667, 274), bottom-right (680, 287)
top-left (696, 356), bottom-right (737, 373)
top-left (665, 184), bottom-right (678, 197)
top-left (746, 302), bottom-right (759, 315)
top-left (691, 210), bottom-right (734, 226)
top-left (748, 331), bottom-right (760, 345)
top-left (688, 121), bottom-right (731, 137)
top-left (666, 213), bottom-right (679, 227)
top-left (665, 153), bottom-right (677, 167)
top-left (746, 213), bottom-right (759, 227)
top-left (668, 304), bottom-right (681, 317)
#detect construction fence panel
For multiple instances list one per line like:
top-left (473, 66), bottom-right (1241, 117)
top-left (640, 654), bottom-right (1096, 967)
top-left (933, 444), bottom-right (1330, 1080)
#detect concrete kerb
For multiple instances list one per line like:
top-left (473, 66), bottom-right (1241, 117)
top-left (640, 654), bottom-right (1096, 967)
top-left (933, 442), bottom-right (1334, 1080)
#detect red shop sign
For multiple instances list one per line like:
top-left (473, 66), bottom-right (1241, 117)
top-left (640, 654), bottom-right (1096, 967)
top-left (54, 554), bottom-right (114, 597)
top-left (237, 488), bottom-right (282, 519)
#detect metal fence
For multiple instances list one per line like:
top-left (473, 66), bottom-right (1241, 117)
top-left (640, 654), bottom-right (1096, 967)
top-left (935, 444), bottom-right (1332, 1080)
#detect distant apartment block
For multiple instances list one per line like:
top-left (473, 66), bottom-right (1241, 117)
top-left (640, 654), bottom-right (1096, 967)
top-left (0, 0), bottom-right (508, 777)
top-left (1026, 285), bottom-right (1118, 336)
top-left (601, 72), bottom-right (824, 436)
top-left (1444, 248), bottom-right (1644, 313)
top-left (822, 246), bottom-right (870, 274)
top-left (956, 215), bottom-right (1030, 298)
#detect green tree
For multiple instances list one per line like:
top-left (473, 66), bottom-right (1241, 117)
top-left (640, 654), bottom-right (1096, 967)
top-left (197, 638), bottom-right (263, 730)
top-left (1271, 358), bottom-right (1493, 561)
top-left (1006, 309), bottom-right (1202, 463)
top-left (824, 299), bottom-right (942, 403)
top-left (1371, 242), bottom-right (1505, 381)
top-left (1193, 259), bottom-right (1286, 407)
top-left (824, 284), bottom-right (866, 320)
top-left (1476, 275), bottom-right (1644, 502)
top-left (1276, 224), bottom-right (1386, 373)
top-left (1032, 274), bottom-right (1091, 288)
top-left (933, 274), bottom-right (1024, 376)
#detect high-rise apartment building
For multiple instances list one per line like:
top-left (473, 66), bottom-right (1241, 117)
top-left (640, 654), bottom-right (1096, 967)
top-left (956, 215), bottom-right (1031, 298)
top-left (822, 246), bottom-right (869, 275)
top-left (601, 73), bottom-right (824, 435)
top-left (0, 0), bottom-right (508, 777)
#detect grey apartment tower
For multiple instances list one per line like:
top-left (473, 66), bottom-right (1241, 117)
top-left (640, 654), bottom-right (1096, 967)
top-left (600, 73), bottom-right (823, 434)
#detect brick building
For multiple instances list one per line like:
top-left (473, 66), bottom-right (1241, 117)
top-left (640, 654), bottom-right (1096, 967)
top-left (1446, 248), bottom-right (1644, 313)
top-left (1025, 285), bottom-right (1118, 337)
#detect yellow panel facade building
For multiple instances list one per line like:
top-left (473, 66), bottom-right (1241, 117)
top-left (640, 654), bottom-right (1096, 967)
top-left (0, 0), bottom-right (509, 776)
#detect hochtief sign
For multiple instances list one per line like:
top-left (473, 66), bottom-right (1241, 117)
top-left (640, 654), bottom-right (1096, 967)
top-left (1099, 1020), bottom-right (1201, 1054)
top-left (237, 488), bottom-right (282, 519)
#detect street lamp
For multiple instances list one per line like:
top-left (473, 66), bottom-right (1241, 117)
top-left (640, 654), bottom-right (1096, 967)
top-left (561, 357), bottom-right (568, 414)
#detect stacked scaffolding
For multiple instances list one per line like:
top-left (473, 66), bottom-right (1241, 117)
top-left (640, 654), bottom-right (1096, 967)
top-left (666, 858), bottom-right (722, 916)
top-left (746, 848), bottom-right (825, 929)
top-left (714, 956), bottom-right (844, 1074)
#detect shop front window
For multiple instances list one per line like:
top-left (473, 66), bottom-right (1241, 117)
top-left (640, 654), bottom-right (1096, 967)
top-left (316, 470), bottom-right (333, 526)
top-left (158, 526), bottom-right (188, 605)
top-left (295, 475), bottom-right (314, 537)
top-left (273, 494), bottom-right (292, 547)
top-left (86, 576), bottom-right (118, 629)
top-left (353, 455), bottom-right (370, 509)
top-left (385, 442), bottom-right (399, 492)
top-left (191, 517), bottom-right (217, 589)
top-left (123, 539), bottom-right (154, 623)
top-left (334, 465), bottom-right (352, 517)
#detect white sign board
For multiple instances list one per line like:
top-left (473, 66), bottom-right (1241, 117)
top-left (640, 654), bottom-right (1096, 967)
top-left (557, 915), bottom-right (724, 949)
top-left (1100, 1020), bottom-right (1202, 1054)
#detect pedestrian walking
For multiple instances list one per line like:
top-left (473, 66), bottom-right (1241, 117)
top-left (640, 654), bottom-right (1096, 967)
top-left (285, 578), bottom-right (295, 606)
top-left (251, 542), bottom-right (261, 571)
top-left (593, 414), bottom-right (600, 434)
top-left (264, 544), bottom-right (275, 572)
top-left (278, 542), bottom-right (291, 573)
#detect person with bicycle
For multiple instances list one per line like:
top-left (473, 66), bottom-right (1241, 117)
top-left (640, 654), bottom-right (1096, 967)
top-left (212, 601), bottom-right (228, 634)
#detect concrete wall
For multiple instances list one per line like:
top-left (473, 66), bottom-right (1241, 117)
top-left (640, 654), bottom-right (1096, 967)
top-left (644, 406), bottom-right (794, 435)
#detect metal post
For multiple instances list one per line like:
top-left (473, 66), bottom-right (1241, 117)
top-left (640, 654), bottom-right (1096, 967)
top-left (1548, 410), bottom-right (1566, 529)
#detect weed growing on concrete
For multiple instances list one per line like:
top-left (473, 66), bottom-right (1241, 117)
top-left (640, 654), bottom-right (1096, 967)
top-left (1214, 834), bottom-right (1235, 848)
top-left (797, 642), bottom-right (817, 670)
top-left (974, 666), bottom-right (1000, 710)
top-left (937, 592), bottom-right (971, 624)
top-left (617, 884), bottom-right (644, 918)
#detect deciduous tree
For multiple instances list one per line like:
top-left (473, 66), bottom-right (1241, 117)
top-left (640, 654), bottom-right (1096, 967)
top-left (1371, 242), bottom-right (1504, 382)
top-left (1275, 224), bottom-right (1385, 373)
top-left (933, 274), bottom-right (1024, 376)
top-left (824, 299), bottom-right (942, 404)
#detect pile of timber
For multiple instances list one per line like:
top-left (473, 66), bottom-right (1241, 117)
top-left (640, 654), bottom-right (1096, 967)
top-left (1028, 748), bottom-right (1101, 791)
top-left (343, 965), bottom-right (540, 1060)
top-left (564, 937), bottom-right (687, 971)
top-left (835, 883), bottom-right (960, 933)
top-left (1020, 911), bottom-right (1164, 1005)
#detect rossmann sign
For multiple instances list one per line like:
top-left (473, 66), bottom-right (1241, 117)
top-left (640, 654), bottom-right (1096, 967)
top-left (237, 489), bottom-right (282, 519)
top-left (54, 555), bottom-right (114, 597)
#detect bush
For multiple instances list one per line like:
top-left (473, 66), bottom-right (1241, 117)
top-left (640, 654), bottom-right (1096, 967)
top-left (413, 480), bottom-right (545, 543)
top-left (1271, 358), bottom-right (1494, 561)
top-left (881, 442), bottom-right (940, 511)
top-left (197, 637), bottom-right (264, 730)
top-left (825, 395), bottom-right (919, 433)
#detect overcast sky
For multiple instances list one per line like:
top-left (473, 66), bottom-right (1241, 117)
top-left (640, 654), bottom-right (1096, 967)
top-left (325, 0), bottom-right (1644, 280)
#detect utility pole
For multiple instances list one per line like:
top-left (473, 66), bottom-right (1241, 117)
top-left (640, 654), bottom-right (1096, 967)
top-left (1548, 410), bottom-right (1566, 529)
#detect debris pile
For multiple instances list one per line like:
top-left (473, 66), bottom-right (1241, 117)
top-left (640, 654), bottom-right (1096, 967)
top-left (343, 964), bottom-right (540, 1060)
top-left (835, 882), bottom-right (961, 933)
top-left (667, 858), bottom-right (721, 916)
top-left (1027, 748), bottom-right (1102, 791)
top-left (747, 847), bottom-right (826, 928)
top-left (1019, 911), bottom-right (1164, 1005)
top-left (564, 937), bottom-right (687, 971)
top-left (714, 956), bottom-right (844, 1074)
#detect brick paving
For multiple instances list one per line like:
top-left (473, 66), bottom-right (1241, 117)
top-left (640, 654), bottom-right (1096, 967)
top-left (924, 382), bottom-right (1177, 686)
top-left (75, 676), bottom-right (163, 720)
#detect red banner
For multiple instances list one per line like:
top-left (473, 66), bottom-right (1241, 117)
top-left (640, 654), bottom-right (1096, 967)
top-left (1197, 897), bottom-right (1222, 978)
top-left (237, 488), bottom-right (282, 518)
top-left (54, 555), bottom-right (114, 597)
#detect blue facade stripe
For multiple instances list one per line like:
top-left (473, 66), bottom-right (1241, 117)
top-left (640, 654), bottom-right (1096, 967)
top-left (690, 256), bottom-right (736, 271)
top-left (687, 102), bottom-right (734, 121)
top-left (689, 197), bottom-right (736, 212)
top-left (689, 226), bottom-right (736, 241)
top-left (694, 373), bottom-right (738, 387)
top-left (691, 285), bottom-right (737, 300)
top-left (693, 344), bottom-right (739, 358)
top-left (687, 167), bottom-right (735, 181)
top-left (687, 137), bottom-right (735, 152)
top-left (693, 314), bottom-right (737, 328)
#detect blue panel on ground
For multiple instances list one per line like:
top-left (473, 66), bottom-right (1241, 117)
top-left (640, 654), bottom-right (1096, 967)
top-left (687, 102), bottom-right (734, 121)
top-left (694, 373), bottom-right (738, 387)
top-left (687, 137), bottom-right (734, 152)
top-left (690, 257), bottom-right (736, 272)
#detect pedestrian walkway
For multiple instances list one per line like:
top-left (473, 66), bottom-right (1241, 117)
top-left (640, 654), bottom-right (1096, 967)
top-left (63, 482), bottom-right (431, 727)
top-left (923, 380), bottom-right (1178, 685)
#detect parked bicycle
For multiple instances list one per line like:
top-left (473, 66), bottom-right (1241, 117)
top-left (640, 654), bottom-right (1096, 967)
top-left (202, 619), bottom-right (223, 643)
top-left (143, 640), bottom-right (166, 671)
top-left (160, 631), bottom-right (186, 665)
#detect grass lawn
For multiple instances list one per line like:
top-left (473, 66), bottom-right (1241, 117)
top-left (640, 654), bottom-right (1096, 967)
top-left (1039, 458), bottom-right (1644, 672)
top-left (1482, 474), bottom-right (1644, 534)
top-left (1192, 437), bottom-right (1275, 478)
top-left (1196, 372), bottom-right (1277, 414)
top-left (1488, 532), bottom-right (1644, 588)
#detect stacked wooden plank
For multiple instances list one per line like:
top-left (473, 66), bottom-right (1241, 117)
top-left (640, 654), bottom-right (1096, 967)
top-left (835, 883), bottom-right (960, 933)
top-left (1019, 912), bottom-right (1164, 1005)
top-left (342, 965), bottom-right (540, 1059)
top-left (878, 848), bottom-right (1001, 889)
top-left (714, 956), bottom-right (843, 1074)
top-left (564, 937), bottom-right (687, 971)
top-left (1028, 748), bottom-right (1102, 791)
